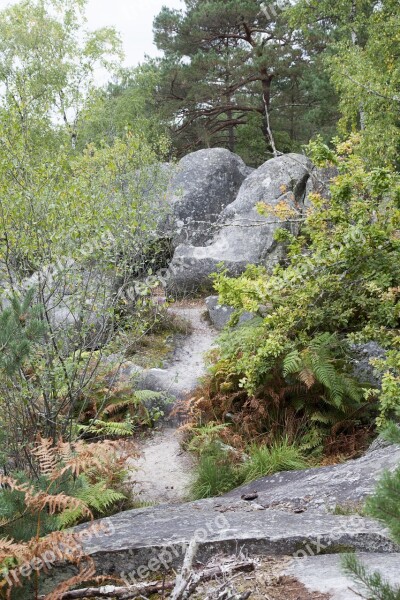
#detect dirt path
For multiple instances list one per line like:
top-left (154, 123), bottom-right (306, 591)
top-left (129, 301), bottom-right (217, 505)
top-left (128, 428), bottom-right (194, 504)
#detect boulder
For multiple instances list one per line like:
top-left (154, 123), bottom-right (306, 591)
top-left (350, 341), bottom-right (386, 387)
top-left (17, 260), bottom-right (117, 350)
top-left (164, 148), bottom-right (252, 246)
top-left (167, 153), bottom-right (314, 293)
top-left (68, 503), bottom-right (396, 583)
top-left (205, 295), bottom-right (255, 330)
top-left (43, 444), bottom-right (400, 589)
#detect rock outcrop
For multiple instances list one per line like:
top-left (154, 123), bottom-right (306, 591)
top-left (164, 148), bottom-right (252, 247)
top-left (13, 260), bottom-right (116, 350)
top-left (63, 444), bottom-right (400, 583)
top-left (167, 153), bottom-right (314, 292)
top-left (350, 341), bottom-right (386, 387)
top-left (224, 444), bottom-right (400, 512)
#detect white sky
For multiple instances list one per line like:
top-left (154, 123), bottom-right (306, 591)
top-left (0, 0), bottom-right (184, 68)
top-left (84, 0), bottom-right (183, 67)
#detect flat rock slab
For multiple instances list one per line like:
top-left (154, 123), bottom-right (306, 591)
top-left (76, 500), bottom-right (397, 578)
top-left (285, 553), bottom-right (400, 599)
top-left (224, 445), bottom-right (400, 512)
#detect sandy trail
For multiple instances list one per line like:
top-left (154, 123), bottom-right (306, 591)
top-left (129, 301), bottom-right (217, 505)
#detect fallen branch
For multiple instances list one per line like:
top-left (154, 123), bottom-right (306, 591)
top-left (185, 561), bottom-right (255, 599)
top-left (40, 560), bottom-right (255, 599)
top-left (38, 580), bottom-right (174, 599)
top-left (170, 538), bottom-right (199, 600)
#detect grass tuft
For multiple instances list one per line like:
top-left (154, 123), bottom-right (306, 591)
top-left (240, 437), bottom-right (309, 483)
top-left (190, 437), bottom-right (309, 500)
top-left (190, 444), bottom-right (240, 500)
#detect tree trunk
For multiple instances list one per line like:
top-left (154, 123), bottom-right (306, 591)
top-left (226, 106), bottom-right (235, 152)
top-left (260, 70), bottom-right (278, 157)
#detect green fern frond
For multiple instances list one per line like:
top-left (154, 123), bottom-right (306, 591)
top-left (78, 420), bottom-right (133, 437)
top-left (57, 482), bottom-right (126, 528)
top-left (133, 390), bottom-right (165, 402)
top-left (76, 482), bottom-right (126, 513)
top-left (310, 411), bottom-right (336, 425)
top-left (283, 350), bottom-right (302, 376)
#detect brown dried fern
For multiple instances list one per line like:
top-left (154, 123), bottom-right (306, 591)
top-left (0, 437), bottom-right (129, 599)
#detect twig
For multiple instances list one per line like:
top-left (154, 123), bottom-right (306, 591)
top-left (170, 538), bottom-right (199, 600)
top-left (38, 581), bottom-right (174, 600)
top-left (185, 561), bottom-right (255, 599)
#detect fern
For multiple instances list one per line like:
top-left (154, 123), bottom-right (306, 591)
top-left (310, 411), bottom-right (335, 425)
top-left (57, 479), bottom-right (126, 528)
top-left (299, 427), bottom-right (325, 453)
top-left (0, 438), bottom-right (130, 541)
top-left (78, 384), bottom-right (171, 438)
top-left (78, 419), bottom-right (134, 437)
top-left (133, 389), bottom-right (166, 403)
top-left (283, 350), bottom-right (302, 376)
top-left (188, 423), bottom-right (231, 454)
top-left (282, 333), bottom-right (365, 428)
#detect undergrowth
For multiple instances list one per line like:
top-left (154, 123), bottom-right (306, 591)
top-left (0, 437), bottom-right (132, 599)
top-left (189, 433), bottom-right (309, 500)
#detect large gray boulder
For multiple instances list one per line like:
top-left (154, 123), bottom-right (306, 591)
top-left (164, 148), bottom-right (252, 246)
top-left (15, 260), bottom-right (117, 350)
top-left (167, 153), bottom-right (314, 293)
top-left (43, 444), bottom-right (400, 592)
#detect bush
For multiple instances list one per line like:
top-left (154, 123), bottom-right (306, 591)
top-left (0, 437), bottom-right (132, 598)
top-left (208, 136), bottom-right (400, 452)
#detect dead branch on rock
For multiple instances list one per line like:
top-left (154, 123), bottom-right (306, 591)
top-left (170, 538), bottom-right (199, 600)
top-left (41, 558), bottom-right (255, 599)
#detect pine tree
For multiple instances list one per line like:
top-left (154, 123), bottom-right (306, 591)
top-left (153, 0), bottom-right (338, 162)
top-left (0, 289), bottom-right (45, 376)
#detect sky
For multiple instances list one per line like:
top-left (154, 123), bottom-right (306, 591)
top-left (84, 0), bottom-right (183, 67)
top-left (0, 0), bottom-right (184, 68)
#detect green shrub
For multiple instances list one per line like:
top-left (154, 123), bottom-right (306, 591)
top-left (0, 438), bottom-right (130, 542)
top-left (209, 137), bottom-right (400, 449)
